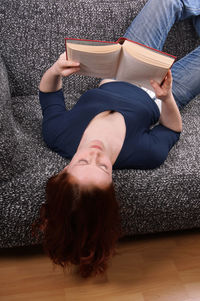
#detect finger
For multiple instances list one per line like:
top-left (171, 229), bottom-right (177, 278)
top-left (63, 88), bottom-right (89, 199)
top-left (165, 69), bottom-right (172, 82)
top-left (66, 60), bottom-right (80, 67)
top-left (167, 69), bottom-right (172, 77)
top-left (59, 52), bottom-right (80, 64)
top-left (150, 79), bottom-right (161, 91)
top-left (60, 60), bottom-right (80, 69)
top-left (162, 70), bottom-right (172, 88)
top-left (62, 67), bottom-right (80, 77)
top-left (150, 79), bottom-right (165, 98)
top-left (60, 51), bottom-right (67, 58)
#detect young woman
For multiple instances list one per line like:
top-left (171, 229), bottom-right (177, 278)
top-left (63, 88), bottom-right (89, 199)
top-left (35, 0), bottom-right (200, 278)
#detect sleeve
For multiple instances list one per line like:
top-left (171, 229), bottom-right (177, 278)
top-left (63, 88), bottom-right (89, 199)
top-left (39, 89), bottom-right (69, 147)
top-left (144, 124), bottom-right (181, 168)
top-left (39, 89), bottom-right (67, 119)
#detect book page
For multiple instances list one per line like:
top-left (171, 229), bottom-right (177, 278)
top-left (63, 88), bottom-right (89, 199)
top-left (123, 40), bottom-right (175, 68)
top-left (66, 39), bottom-right (117, 47)
top-left (67, 43), bottom-right (121, 78)
top-left (116, 48), bottom-right (169, 91)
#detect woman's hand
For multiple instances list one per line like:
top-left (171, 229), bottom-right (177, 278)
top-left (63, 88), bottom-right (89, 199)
top-left (52, 52), bottom-right (80, 77)
top-left (39, 52), bottom-right (80, 92)
top-left (150, 69), bottom-right (182, 132)
top-left (150, 69), bottom-right (173, 101)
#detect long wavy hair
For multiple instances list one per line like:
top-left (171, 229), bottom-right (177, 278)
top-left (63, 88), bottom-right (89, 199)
top-left (32, 170), bottom-right (122, 278)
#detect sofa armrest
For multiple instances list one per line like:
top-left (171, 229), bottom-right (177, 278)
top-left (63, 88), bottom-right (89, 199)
top-left (0, 54), bottom-right (11, 100)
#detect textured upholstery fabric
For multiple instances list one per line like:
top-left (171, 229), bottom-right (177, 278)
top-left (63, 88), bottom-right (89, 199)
top-left (0, 56), bottom-right (11, 100)
top-left (0, 0), bottom-right (200, 248)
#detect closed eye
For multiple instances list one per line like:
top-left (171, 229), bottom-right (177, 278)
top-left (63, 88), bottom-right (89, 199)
top-left (78, 159), bottom-right (88, 164)
top-left (75, 160), bottom-right (110, 175)
top-left (99, 164), bottom-right (108, 170)
top-left (78, 160), bottom-right (108, 170)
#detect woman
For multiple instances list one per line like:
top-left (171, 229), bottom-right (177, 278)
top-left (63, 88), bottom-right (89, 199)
top-left (35, 0), bottom-right (200, 278)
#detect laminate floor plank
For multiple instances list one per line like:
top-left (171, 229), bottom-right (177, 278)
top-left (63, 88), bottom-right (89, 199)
top-left (1, 230), bottom-right (200, 301)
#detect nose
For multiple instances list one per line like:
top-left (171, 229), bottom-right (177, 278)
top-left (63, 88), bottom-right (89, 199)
top-left (89, 150), bottom-right (102, 163)
top-left (89, 149), bottom-right (100, 155)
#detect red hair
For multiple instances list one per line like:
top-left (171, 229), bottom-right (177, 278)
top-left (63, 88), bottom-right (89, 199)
top-left (33, 171), bottom-right (122, 278)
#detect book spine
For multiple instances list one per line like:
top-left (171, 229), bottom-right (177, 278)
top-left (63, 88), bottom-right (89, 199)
top-left (117, 37), bottom-right (177, 59)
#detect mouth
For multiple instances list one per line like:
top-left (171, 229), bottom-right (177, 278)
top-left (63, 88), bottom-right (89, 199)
top-left (89, 140), bottom-right (104, 151)
top-left (90, 145), bottom-right (103, 151)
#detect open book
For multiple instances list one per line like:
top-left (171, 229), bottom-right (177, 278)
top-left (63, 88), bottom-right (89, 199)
top-left (65, 37), bottom-right (176, 91)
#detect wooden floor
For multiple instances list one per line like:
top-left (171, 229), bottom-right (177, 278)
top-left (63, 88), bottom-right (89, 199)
top-left (1, 229), bottom-right (200, 301)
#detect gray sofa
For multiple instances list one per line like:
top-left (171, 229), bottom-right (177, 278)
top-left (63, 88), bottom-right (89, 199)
top-left (0, 0), bottom-right (200, 248)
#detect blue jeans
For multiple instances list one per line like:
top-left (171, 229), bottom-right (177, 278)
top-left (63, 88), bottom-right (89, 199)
top-left (124, 0), bottom-right (200, 109)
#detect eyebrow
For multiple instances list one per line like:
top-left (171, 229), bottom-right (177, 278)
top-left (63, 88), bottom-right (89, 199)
top-left (74, 163), bottom-right (111, 175)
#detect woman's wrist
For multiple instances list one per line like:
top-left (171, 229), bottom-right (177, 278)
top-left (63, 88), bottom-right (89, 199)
top-left (160, 91), bottom-right (173, 103)
top-left (51, 62), bottom-right (62, 77)
top-left (159, 91), bottom-right (175, 103)
top-left (39, 65), bottom-right (62, 92)
top-left (159, 91), bottom-right (182, 132)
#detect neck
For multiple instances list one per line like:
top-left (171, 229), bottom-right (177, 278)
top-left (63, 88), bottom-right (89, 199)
top-left (77, 111), bottom-right (126, 165)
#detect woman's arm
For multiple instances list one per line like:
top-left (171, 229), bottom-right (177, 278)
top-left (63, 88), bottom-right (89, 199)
top-left (39, 52), bottom-right (80, 92)
top-left (150, 70), bottom-right (182, 132)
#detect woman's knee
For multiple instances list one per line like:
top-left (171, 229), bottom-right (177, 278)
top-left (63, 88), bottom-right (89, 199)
top-left (144, 0), bottom-right (183, 18)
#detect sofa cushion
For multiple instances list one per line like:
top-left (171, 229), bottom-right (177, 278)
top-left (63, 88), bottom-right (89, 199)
top-left (0, 91), bottom-right (200, 247)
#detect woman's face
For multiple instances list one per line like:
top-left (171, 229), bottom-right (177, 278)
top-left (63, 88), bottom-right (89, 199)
top-left (65, 140), bottom-right (113, 188)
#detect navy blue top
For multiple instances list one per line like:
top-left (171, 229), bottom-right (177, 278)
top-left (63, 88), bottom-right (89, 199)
top-left (39, 81), bottom-right (180, 170)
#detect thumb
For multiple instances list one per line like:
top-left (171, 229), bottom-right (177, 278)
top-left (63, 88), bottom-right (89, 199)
top-left (150, 79), bottom-right (163, 98)
top-left (150, 79), bottom-right (159, 91)
top-left (62, 67), bottom-right (80, 77)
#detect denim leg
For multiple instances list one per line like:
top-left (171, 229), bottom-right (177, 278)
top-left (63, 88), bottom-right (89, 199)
top-left (193, 16), bottom-right (200, 37)
top-left (124, 0), bottom-right (200, 109)
top-left (124, 0), bottom-right (200, 50)
top-left (172, 45), bottom-right (200, 109)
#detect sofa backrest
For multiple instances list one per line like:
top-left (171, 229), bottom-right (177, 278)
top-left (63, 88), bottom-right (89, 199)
top-left (0, 0), bottom-right (199, 97)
